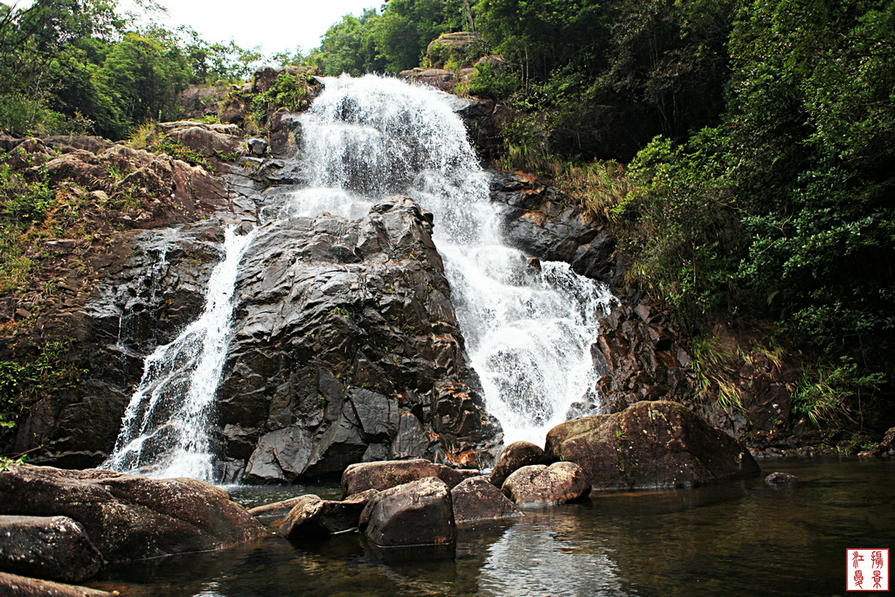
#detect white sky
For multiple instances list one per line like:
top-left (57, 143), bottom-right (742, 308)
top-left (2, 0), bottom-right (382, 55)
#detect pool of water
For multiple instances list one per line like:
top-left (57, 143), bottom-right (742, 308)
top-left (87, 457), bottom-right (894, 596)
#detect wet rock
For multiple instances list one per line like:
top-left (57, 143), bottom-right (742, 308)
top-left (489, 170), bottom-right (618, 282)
top-left (501, 462), bottom-right (591, 506)
top-left (0, 572), bottom-right (117, 597)
top-left (224, 197), bottom-right (501, 482)
top-left (359, 477), bottom-right (455, 548)
top-left (549, 401), bottom-right (761, 491)
top-left (0, 465), bottom-right (267, 563)
top-left (765, 472), bottom-right (799, 487)
top-left (249, 495), bottom-right (316, 527)
top-left (342, 458), bottom-right (477, 497)
top-left (0, 515), bottom-right (103, 583)
top-left (277, 490), bottom-right (378, 539)
top-left (451, 477), bottom-right (522, 524)
top-left (488, 441), bottom-right (550, 488)
top-left (544, 415), bottom-right (611, 460)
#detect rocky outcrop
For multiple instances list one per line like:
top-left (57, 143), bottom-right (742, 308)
top-left (0, 515), bottom-right (103, 583)
top-left (0, 465), bottom-right (267, 564)
top-left (359, 477), bottom-right (455, 549)
top-left (547, 401), bottom-right (761, 490)
top-left (157, 121), bottom-right (243, 157)
top-left (451, 476), bottom-right (522, 523)
top-left (500, 462), bottom-right (591, 506)
top-left (341, 458), bottom-right (479, 497)
top-left (225, 196), bottom-right (501, 482)
top-left (488, 169), bottom-right (619, 282)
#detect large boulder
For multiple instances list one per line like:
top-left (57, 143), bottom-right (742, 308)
top-left (341, 458), bottom-right (477, 497)
top-left (0, 465), bottom-right (267, 563)
top-left (0, 515), bottom-right (103, 583)
top-left (451, 477), bottom-right (522, 523)
top-left (488, 441), bottom-right (550, 488)
top-left (501, 462), bottom-right (591, 506)
top-left (359, 477), bottom-right (455, 549)
top-left (548, 401), bottom-right (761, 490)
top-left (228, 197), bottom-right (501, 482)
top-left (157, 121), bottom-right (243, 157)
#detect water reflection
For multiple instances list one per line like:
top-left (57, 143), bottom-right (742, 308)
top-left (89, 458), bottom-right (895, 597)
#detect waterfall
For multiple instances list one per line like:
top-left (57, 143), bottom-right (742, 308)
top-left (103, 74), bottom-right (616, 483)
top-left (102, 227), bottom-right (255, 481)
top-left (289, 75), bottom-right (617, 446)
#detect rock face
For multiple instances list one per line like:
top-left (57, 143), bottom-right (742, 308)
top-left (0, 465), bottom-right (267, 563)
top-left (501, 462), bottom-right (591, 506)
top-left (547, 401), bottom-right (761, 490)
top-left (489, 170), bottom-right (619, 282)
top-left (451, 477), bottom-right (522, 523)
top-left (359, 477), bottom-right (455, 548)
top-left (226, 196), bottom-right (501, 482)
top-left (488, 441), bottom-right (550, 488)
top-left (341, 458), bottom-right (477, 497)
top-left (0, 515), bottom-right (103, 583)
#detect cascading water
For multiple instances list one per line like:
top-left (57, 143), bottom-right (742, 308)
top-left (102, 227), bottom-right (255, 481)
top-left (289, 75), bottom-right (618, 446)
top-left (103, 74), bottom-right (616, 483)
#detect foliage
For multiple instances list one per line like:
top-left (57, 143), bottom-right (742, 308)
top-left (309, 10), bottom-right (385, 76)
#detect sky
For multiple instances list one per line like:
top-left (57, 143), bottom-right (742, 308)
top-left (2, 0), bottom-right (382, 55)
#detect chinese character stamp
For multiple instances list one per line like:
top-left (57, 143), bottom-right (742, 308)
top-left (848, 549), bottom-right (889, 592)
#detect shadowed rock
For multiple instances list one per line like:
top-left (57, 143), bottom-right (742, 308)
top-left (0, 516), bottom-right (103, 583)
top-left (549, 401), bottom-right (761, 491)
top-left (501, 462), bottom-right (591, 507)
top-left (0, 465), bottom-right (267, 564)
top-left (765, 472), bottom-right (799, 487)
top-left (451, 477), bottom-right (522, 523)
top-left (277, 490), bottom-right (378, 539)
top-left (488, 441), bottom-right (551, 488)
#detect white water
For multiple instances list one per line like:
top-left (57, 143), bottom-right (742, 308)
top-left (289, 75), bottom-right (618, 446)
top-left (103, 75), bottom-right (616, 481)
top-left (103, 227), bottom-right (255, 481)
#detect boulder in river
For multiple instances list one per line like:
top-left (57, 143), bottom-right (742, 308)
top-left (547, 401), bottom-right (761, 490)
top-left (0, 515), bottom-right (103, 583)
top-left (451, 477), bottom-right (522, 523)
top-left (488, 440), bottom-right (551, 488)
top-left (341, 458), bottom-right (478, 497)
top-left (359, 477), bottom-right (455, 550)
top-left (277, 490), bottom-right (378, 539)
top-left (0, 572), bottom-right (117, 597)
top-left (501, 462), bottom-right (591, 507)
top-left (0, 465), bottom-right (267, 564)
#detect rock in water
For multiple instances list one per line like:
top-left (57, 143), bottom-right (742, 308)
top-left (341, 458), bottom-right (477, 497)
top-left (500, 462), bottom-right (591, 506)
top-left (0, 465), bottom-right (267, 564)
top-left (0, 515), bottom-right (103, 583)
top-left (0, 572), bottom-right (117, 597)
top-left (359, 477), bottom-right (455, 549)
top-left (451, 477), bottom-right (522, 523)
top-left (548, 401), bottom-right (761, 490)
top-left (488, 441), bottom-right (550, 488)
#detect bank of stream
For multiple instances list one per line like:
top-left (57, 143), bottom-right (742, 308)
top-left (85, 457), bottom-right (893, 597)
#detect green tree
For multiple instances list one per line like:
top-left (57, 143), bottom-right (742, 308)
top-left (311, 9), bottom-right (385, 76)
top-left (373, 0), bottom-right (465, 72)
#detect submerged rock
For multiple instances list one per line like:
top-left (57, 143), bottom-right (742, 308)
top-left (0, 465), bottom-right (267, 564)
top-left (765, 472), bottom-right (799, 487)
top-left (501, 462), bottom-right (591, 506)
top-left (548, 401), bottom-right (761, 491)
